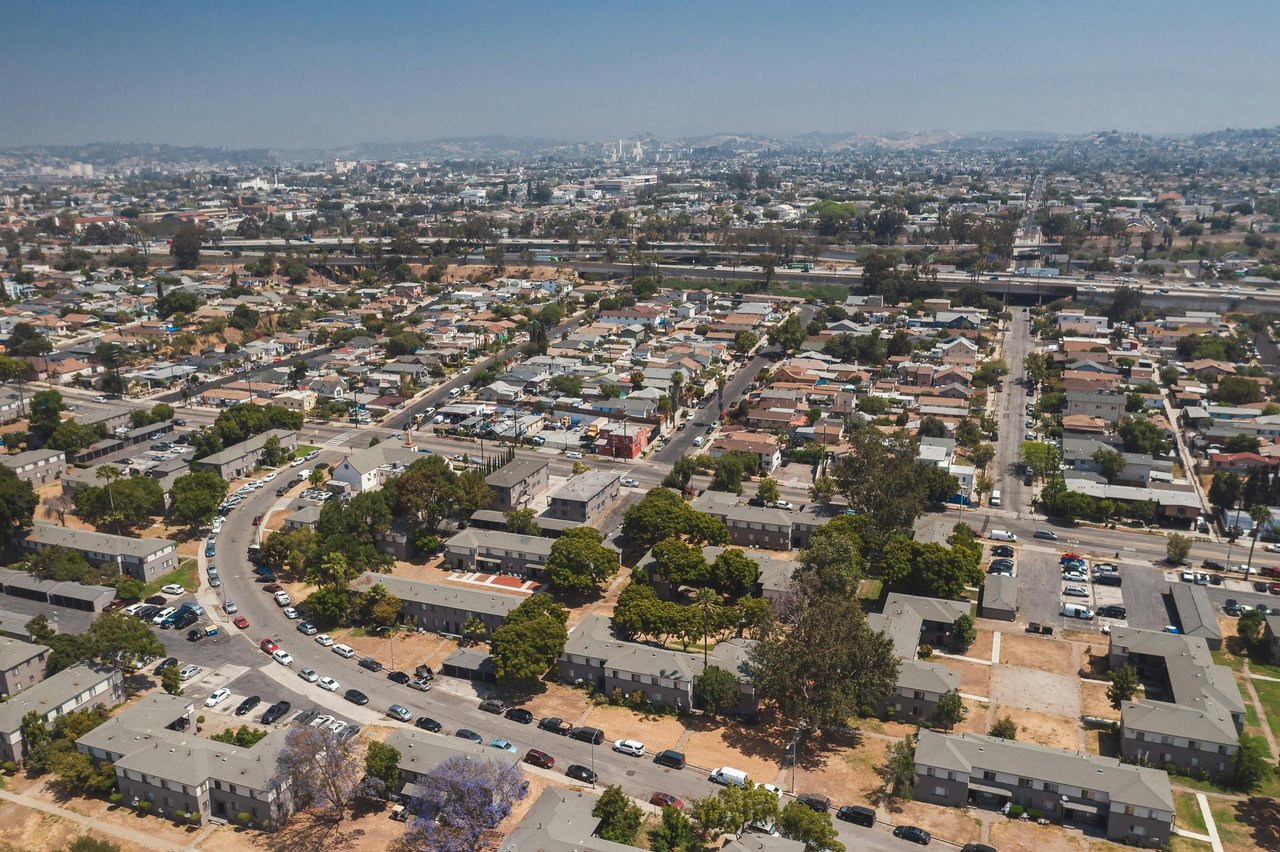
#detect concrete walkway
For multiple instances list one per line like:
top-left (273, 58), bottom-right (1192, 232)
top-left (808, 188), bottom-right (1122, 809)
top-left (0, 788), bottom-right (187, 851)
top-left (1196, 791), bottom-right (1225, 852)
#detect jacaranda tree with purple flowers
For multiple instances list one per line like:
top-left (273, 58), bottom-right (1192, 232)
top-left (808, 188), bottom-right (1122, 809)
top-left (402, 754), bottom-right (527, 851)
top-left (274, 725), bottom-right (364, 822)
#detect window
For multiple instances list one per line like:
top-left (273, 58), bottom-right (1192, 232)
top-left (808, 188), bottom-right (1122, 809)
top-left (1018, 778), bottom-right (1033, 789)
top-left (982, 770), bottom-right (996, 782)
top-left (1044, 783), bottom-right (1058, 794)
top-left (934, 785), bottom-right (947, 797)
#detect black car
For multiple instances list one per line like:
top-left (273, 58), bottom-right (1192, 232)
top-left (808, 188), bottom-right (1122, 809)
top-left (653, 749), bottom-right (686, 769)
top-left (836, 805), bottom-right (876, 827)
top-left (504, 708), bottom-right (533, 724)
top-left (145, 595), bottom-right (168, 606)
top-left (344, 689), bottom-right (369, 705)
top-left (960, 845), bottom-right (997, 852)
top-left (137, 606), bottom-right (162, 621)
top-left (566, 764), bottom-right (598, 784)
top-left (538, 716), bottom-right (572, 736)
top-left (893, 825), bottom-right (931, 845)
top-left (415, 716), bottom-right (442, 733)
top-left (747, 497), bottom-right (766, 507)
top-left (261, 700), bottom-right (292, 724)
top-left (186, 628), bottom-right (207, 642)
top-left (1224, 599), bottom-right (1245, 616)
top-left (1097, 605), bottom-right (1128, 619)
top-left (253, 565), bottom-right (275, 577)
top-left (293, 708), bottom-right (319, 726)
top-left (796, 793), bottom-right (830, 812)
top-left (153, 657), bottom-right (179, 675)
top-left (455, 728), bottom-right (482, 743)
top-left (1203, 559), bottom-right (1225, 570)
top-left (989, 558), bottom-right (1014, 570)
top-left (991, 545), bottom-right (1015, 558)
top-left (174, 611), bottom-right (198, 629)
top-left (235, 696), bottom-right (262, 716)
top-left (357, 657), bottom-right (383, 673)
top-left (387, 670), bottom-right (410, 684)
top-left (478, 699), bottom-right (505, 714)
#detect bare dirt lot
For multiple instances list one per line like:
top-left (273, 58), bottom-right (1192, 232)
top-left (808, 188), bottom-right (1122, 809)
top-left (967, 627), bottom-right (996, 661)
top-left (986, 706), bottom-right (1081, 751)
top-left (1080, 681), bottom-right (1120, 720)
top-left (999, 633), bottom-right (1076, 675)
top-left (581, 704), bottom-right (688, 754)
top-left (683, 714), bottom-right (789, 785)
top-left (988, 817), bottom-right (1087, 852)
top-left (884, 800), bottom-right (982, 845)
top-left (939, 659), bottom-right (992, 696)
top-left (789, 730), bottom-right (889, 804)
top-left (0, 796), bottom-right (150, 852)
top-left (990, 666), bottom-right (1081, 718)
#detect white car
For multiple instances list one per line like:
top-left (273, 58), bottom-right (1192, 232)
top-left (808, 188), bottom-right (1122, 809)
top-left (161, 584), bottom-right (186, 596)
top-left (274, 592), bottom-right (293, 607)
top-left (621, 478), bottom-right (640, 487)
top-left (291, 457), bottom-right (305, 467)
top-left (298, 667), bottom-right (320, 683)
top-left (331, 643), bottom-right (355, 658)
top-left (760, 784), bottom-right (783, 799)
top-left (318, 676), bottom-right (340, 692)
top-left (1265, 544), bottom-right (1280, 554)
top-left (613, 739), bottom-right (645, 757)
top-left (122, 603), bottom-right (147, 616)
top-left (314, 633), bottom-right (334, 647)
top-left (224, 601), bottom-right (238, 614)
top-left (692, 437), bottom-right (705, 448)
top-left (204, 688), bottom-right (231, 707)
top-left (262, 472), bottom-right (278, 481)
top-left (771, 500), bottom-right (794, 510)
top-left (282, 607), bottom-right (300, 619)
top-left (152, 606), bottom-right (177, 625)
top-left (272, 650), bottom-right (294, 666)
top-left (327, 719), bottom-right (346, 734)
top-left (1062, 571), bottom-right (1088, 583)
top-left (566, 451), bottom-right (583, 459)
top-left (310, 714), bottom-right (334, 728)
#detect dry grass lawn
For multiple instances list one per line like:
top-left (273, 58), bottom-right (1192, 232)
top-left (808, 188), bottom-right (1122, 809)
top-left (7, 777), bottom-right (198, 850)
top-left (522, 683), bottom-right (593, 724)
top-left (1080, 681), bottom-right (1120, 720)
top-left (683, 714), bottom-right (788, 785)
top-left (884, 800), bottom-right (981, 845)
top-left (326, 629), bottom-right (454, 673)
top-left (967, 627), bottom-right (996, 661)
top-left (939, 659), bottom-right (992, 695)
top-left (951, 698), bottom-right (991, 735)
top-left (788, 730), bottom-right (888, 804)
top-left (987, 706), bottom-right (1080, 751)
top-left (581, 704), bottom-right (687, 754)
top-left (988, 818), bottom-right (1086, 852)
top-left (0, 797), bottom-right (150, 852)
top-left (999, 633), bottom-right (1075, 675)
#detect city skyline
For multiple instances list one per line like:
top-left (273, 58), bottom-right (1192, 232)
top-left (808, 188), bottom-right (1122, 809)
top-left (4, 0), bottom-right (1278, 148)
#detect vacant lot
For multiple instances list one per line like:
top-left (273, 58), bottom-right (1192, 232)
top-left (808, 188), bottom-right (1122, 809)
top-left (581, 704), bottom-right (687, 754)
top-left (990, 665), bottom-right (1080, 718)
top-left (788, 730), bottom-right (889, 805)
top-left (0, 797), bottom-right (149, 852)
top-left (683, 715), bottom-right (788, 785)
top-left (988, 818), bottom-right (1086, 852)
top-left (1213, 796), bottom-right (1280, 852)
top-left (986, 706), bottom-right (1080, 751)
top-left (939, 659), bottom-right (992, 695)
top-left (999, 633), bottom-right (1075, 675)
top-left (1080, 681), bottom-right (1120, 720)
top-left (885, 800), bottom-right (981, 845)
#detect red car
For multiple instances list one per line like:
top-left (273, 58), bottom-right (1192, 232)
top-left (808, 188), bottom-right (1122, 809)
top-left (1261, 566), bottom-right (1280, 578)
top-left (262, 583), bottom-right (283, 593)
top-left (650, 792), bottom-right (683, 809)
top-left (260, 637), bottom-right (278, 654)
top-left (1269, 583), bottom-right (1280, 596)
top-left (523, 749), bottom-right (554, 769)
top-left (233, 616), bottom-right (249, 629)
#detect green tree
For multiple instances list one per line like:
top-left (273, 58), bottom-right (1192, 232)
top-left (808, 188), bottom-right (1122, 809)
top-left (709, 549), bottom-right (761, 597)
top-left (545, 528), bottom-right (619, 595)
top-left (1107, 665), bottom-right (1140, 709)
top-left (808, 475), bottom-right (836, 504)
top-left (67, 838), bottom-right (122, 852)
top-left (170, 224), bottom-right (203, 269)
top-left (504, 508), bottom-right (541, 535)
top-left (462, 615), bottom-right (488, 646)
top-left (880, 735), bottom-right (916, 800)
top-left (364, 741), bottom-right (401, 797)
top-left (950, 613), bottom-right (977, 653)
top-left (1166, 532), bottom-right (1193, 564)
top-left (1092, 448), bottom-right (1126, 484)
top-left (778, 801), bottom-right (845, 852)
top-left (169, 471), bottom-right (228, 527)
top-left (880, 537), bottom-right (981, 601)
top-left (0, 465), bottom-right (38, 534)
top-left (697, 664), bottom-right (740, 716)
top-left (732, 330), bottom-right (759, 353)
top-left (304, 585), bottom-right (351, 627)
top-left (5, 322), bottom-right (53, 359)
top-left (649, 805), bottom-right (700, 852)
top-left (928, 689), bottom-right (967, 730)
top-left (593, 785), bottom-right (644, 844)
top-left (756, 477), bottom-right (780, 505)
top-left (1020, 440), bottom-right (1060, 479)
top-left (161, 665), bottom-right (183, 696)
top-left (751, 594), bottom-right (898, 728)
top-left (1214, 376), bottom-right (1263, 405)
top-left (20, 711), bottom-right (52, 773)
top-left (1233, 734), bottom-right (1271, 792)
top-left (622, 488), bottom-right (727, 550)
top-left (1238, 609), bottom-right (1266, 654)
top-left (491, 595), bottom-right (569, 684)
top-left (1247, 504), bottom-right (1273, 572)
top-left (989, 716), bottom-right (1018, 740)
top-left (769, 313), bottom-right (807, 353)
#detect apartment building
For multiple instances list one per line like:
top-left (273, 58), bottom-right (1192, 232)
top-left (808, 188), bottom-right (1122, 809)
top-left (1108, 627), bottom-right (1244, 780)
top-left (76, 693), bottom-right (291, 829)
top-left (0, 449), bottom-right (65, 487)
top-left (1065, 391), bottom-right (1126, 424)
top-left (0, 663), bottom-right (124, 763)
top-left (190, 429), bottom-right (297, 480)
top-left (484, 457), bottom-right (550, 512)
top-left (17, 524), bottom-right (178, 583)
top-left (443, 528), bottom-right (559, 578)
top-left (353, 572), bottom-right (521, 636)
top-left (914, 730), bottom-right (1174, 847)
top-left (0, 636), bottom-right (51, 697)
top-left (547, 471), bottom-right (620, 523)
top-left (867, 593), bottom-right (969, 722)
top-left (327, 443), bottom-right (420, 493)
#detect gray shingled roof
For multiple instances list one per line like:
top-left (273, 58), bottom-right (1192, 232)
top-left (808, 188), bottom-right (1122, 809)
top-left (549, 470), bottom-right (619, 502)
top-left (23, 523), bottom-right (174, 560)
top-left (484, 457), bottom-right (549, 488)
top-left (445, 528), bottom-right (556, 558)
top-left (0, 636), bottom-right (49, 672)
top-left (352, 572), bottom-right (523, 619)
top-left (0, 662), bottom-right (114, 734)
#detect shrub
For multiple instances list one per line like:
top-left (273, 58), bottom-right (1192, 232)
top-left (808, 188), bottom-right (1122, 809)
top-left (138, 800), bottom-right (152, 813)
top-left (917, 644), bottom-right (933, 659)
top-left (0, 760), bottom-right (17, 774)
top-left (237, 812), bottom-right (251, 827)
top-left (109, 792), bottom-right (123, 806)
top-left (1008, 804), bottom-right (1024, 819)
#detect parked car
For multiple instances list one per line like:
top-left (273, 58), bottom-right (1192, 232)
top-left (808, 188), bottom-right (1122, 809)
top-left (1063, 585), bottom-right (1089, 597)
top-left (489, 738), bottom-right (518, 753)
top-left (524, 749), bottom-right (555, 768)
top-left (566, 764), bottom-right (597, 784)
top-left (613, 739), bottom-right (645, 757)
top-left (386, 670), bottom-right (410, 685)
top-left (318, 677), bottom-right (340, 692)
top-left (796, 793), bottom-right (831, 812)
top-left (991, 545), bottom-right (1014, 558)
top-left (538, 717), bottom-right (572, 736)
top-left (358, 657), bottom-right (383, 672)
top-left (235, 696), bottom-right (261, 716)
top-left (260, 637), bottom-right (279, 654)
top-left (505, 708), bottom-right (533, 724)
top-left (415, 717), bottom-right (442, 733)
top-left (179, 664), bottom-right (202, 681)
top-left (1097, 605), bottom-right (1128, 619)
top-left (297, 621), bottom-right (318, 635)
top-left (387, 704), bottom-right (412, 722)
top-left (455, 729), bottom-right (482, 743)
top-left (478, 699), bottom-right (505, 714)
top-left (893, 825), bottom-right (931, 845)
top-left (837, 805), bottom-right (876, 826)
top-left (262, 701), bottom-right (292, 724)
top-left (1224, 599), bottom-right (1246, 616)
top-left (298, 667), bottom-right (320, 683)
top-left (344, 689), bottom-right (369, 706)
top-left (272, 650), bottom-right (294, 666)
top-left (1033, 529), bottom-right (1058, 541)
top-left (205, 688), bottom-right (231, 707)
top-left (653, 749), bottom-right (686, 769)
top-left (233, 615), bottom-right (250, 629)
top-left (161, 583), bottom-right (186, 596)
top-left (650, 792), bottom-right (684, 809)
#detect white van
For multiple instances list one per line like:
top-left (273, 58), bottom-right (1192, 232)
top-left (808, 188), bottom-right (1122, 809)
top-left (709, 767), bottom-right (749, 787)
top-left (988, 529), bottom-right (1017, 542)
top-left (332, 643), bottom-right (356, 658)
top-left (989, 490), bottom-right (1002, 507)
top-left (1062, 603), bottom-right (1095, 620)
top-left (448, 388), bottom-right (462, 398)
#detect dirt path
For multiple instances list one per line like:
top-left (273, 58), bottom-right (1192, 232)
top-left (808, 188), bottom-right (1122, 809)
top-left (1242, 661), bottom-right (1280, 758)
top-left (0, 788), bottom-right (188, 851)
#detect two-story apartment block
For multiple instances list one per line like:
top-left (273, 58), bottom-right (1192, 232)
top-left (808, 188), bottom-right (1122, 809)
top-left (593, 422), bottom-right (650, 459)
top-left (868, 593), bottom-right (968, 721)
top-left (0, 662), bottom-right (124, 763)
top-left (1056, 311), bottom-right (1111, 336)
top-left (1108, 627), bottom-right (1243, 780)
top-left (1065, 391), bottom-right (1126, 425)
top-left (547, 471), bottom-right (620, 524)
top-left (914, 730), bottom-right (1174, 847)
top-left (709, 433), bottom-right (783, 475)
top-left (0, 636), bottom-right (50, 697)
top-left (558, 615), bottom-right (757, 715)
top-left (328, 443), bottom-right (421, 493)
top-left (17, 524), bottom-right (178, 583)
top-left (443, 528), bottom-right (560, 579)
top-left (484, 457), bottom-right (550, 512)
top-left (0, 449), bottom-right (65, 487)
top-left (353, 573), bottom-right (521, 636)
top-left (77, 693), bottom-right (291, 829)
top-left (190, 429), bottom-right (297, 481)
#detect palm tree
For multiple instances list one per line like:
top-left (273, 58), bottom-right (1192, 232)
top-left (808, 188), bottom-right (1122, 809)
top-left (1248, 504), bottom-right (1273, 571)
top-left (715, 374), bottom-right (727, 415)
top-left (670, 370), bottom-right (685, 413)
top-left (96, 463), bottom-right (123, 536)
top-left (690, 588), bottom-right (723, 670)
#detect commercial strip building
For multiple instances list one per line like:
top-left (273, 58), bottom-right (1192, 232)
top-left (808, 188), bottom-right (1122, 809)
top-left (1107, 627), bottom-right (1244, 780)
top-left (76, 693), bottom-right (291, 828)
top-left (0, 662), bottom-right (124, 763)
top-left (913, 729), bottom-right (1174, 847)
top-left (15, 524), bottom-right (178, 584)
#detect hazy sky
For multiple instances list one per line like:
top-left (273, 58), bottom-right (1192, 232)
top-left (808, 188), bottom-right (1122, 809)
top-left (3, 0), bottom-right (1278, 148)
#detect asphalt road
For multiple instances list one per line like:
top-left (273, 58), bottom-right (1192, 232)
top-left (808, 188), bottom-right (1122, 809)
top-left (993, 307), bottom-right (1033, 514)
